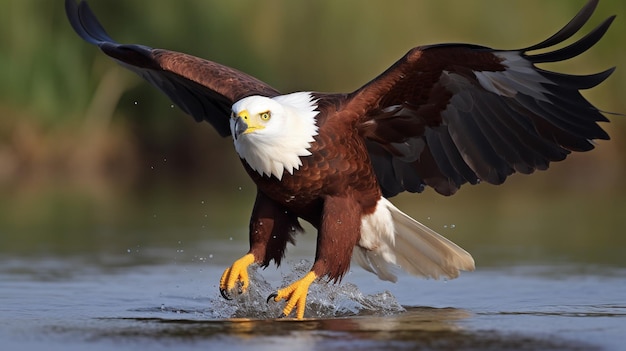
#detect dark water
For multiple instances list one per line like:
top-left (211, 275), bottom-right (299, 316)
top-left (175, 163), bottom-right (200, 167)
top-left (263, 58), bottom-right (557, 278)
top-left (1, 237), bottom-right (625, 351)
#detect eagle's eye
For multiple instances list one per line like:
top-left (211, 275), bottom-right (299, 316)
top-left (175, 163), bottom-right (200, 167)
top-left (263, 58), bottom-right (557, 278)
top-left (260, 111), bottom-right (271, 121)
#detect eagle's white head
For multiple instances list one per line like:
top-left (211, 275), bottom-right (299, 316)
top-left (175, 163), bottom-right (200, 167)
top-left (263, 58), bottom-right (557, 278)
top-left (230, 92), bottom-right (319, 180)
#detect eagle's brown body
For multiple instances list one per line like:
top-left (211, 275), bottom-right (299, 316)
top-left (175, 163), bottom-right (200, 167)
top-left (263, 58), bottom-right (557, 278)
top-left (245, 94), bottom-right (383, 281)
top-left (66, 0), bottom-right (616, 318)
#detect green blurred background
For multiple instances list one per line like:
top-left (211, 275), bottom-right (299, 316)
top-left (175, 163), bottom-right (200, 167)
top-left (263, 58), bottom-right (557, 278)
top-left (1, 0), bottom-right (625, 266)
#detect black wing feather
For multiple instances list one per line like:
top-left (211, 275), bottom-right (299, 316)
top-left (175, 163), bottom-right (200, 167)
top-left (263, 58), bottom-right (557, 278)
top-left (527, 16), bottom-right (615, 63)
top-left (523, 0), bottom-right (600, 51)
top-left (353, 0), bottom-right (615, 197)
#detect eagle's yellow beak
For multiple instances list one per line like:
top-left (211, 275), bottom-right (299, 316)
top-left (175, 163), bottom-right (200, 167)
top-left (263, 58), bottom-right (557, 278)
top-left (234, 110), bottom-right (265, 136)
top-left (237, 110), bottom-right (250, 123)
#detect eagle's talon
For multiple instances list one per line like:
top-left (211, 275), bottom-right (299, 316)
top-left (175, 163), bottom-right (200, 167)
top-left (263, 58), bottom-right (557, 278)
top-left (270, 271), bottom-right (318, 319)
top-left (219, 253), bottom-right (255, 300)
top-left (220, 288), bottom-right (233, 300)
top-left (267, 293), bottom-right (278, 304)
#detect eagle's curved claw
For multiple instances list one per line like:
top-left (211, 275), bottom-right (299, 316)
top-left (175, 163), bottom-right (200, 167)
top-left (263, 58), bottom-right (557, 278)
top-left (266, 293), bottom-right (287, 318)
top-left (268, 271), bottom-right (317, 319)
top-left (266, 293), bottom-right (278, 304)
top-left (219, 253), bottom-right (255, 300)
top-left (220, 288), bottom-right (233, 300)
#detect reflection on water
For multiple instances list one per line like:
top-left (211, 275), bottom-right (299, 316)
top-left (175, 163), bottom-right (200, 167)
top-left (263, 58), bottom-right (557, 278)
top-left (101, 307), bottom-right (472, 347)
top-left (99, 309), bottom-right (599, 351)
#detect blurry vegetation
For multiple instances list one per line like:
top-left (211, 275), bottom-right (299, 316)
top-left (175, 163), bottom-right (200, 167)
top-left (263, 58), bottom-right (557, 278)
top-left (0, 1), bottom-right (625, 262)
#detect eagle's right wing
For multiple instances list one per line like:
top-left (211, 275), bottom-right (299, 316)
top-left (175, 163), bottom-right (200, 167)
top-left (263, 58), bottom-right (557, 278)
top-left (66, 0), bottom-right (280, 137)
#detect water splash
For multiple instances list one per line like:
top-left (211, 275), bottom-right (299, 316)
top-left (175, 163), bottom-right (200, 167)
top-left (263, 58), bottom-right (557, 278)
top-left (155, 260), bottom-right (405, 320)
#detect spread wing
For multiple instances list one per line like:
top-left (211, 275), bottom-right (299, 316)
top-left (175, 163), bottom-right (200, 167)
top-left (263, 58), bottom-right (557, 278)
top-left (353, 0), bottom-right (615, 197)
top-left (65, 0), bottom-right (280, 137)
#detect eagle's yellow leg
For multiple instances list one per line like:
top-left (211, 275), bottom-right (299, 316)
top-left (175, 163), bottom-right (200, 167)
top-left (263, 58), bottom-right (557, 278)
top-left (219, 253), bottom-right (255, 299)
top-left (268, 271), bottom-right (318, 319)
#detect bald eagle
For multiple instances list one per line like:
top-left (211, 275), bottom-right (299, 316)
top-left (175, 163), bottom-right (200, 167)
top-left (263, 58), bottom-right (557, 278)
top-left (66, 0), bottom-right (615, 319)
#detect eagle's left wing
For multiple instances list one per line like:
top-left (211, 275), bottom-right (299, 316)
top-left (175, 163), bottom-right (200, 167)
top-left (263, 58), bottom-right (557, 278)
top-left (352, 0), bottom-right (615, 197)
top-left (66, 0), bottom-right (280, 137)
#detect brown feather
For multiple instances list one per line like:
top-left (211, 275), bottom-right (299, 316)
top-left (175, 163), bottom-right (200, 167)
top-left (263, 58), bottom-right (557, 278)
top-left (153, 50), bottom-right (280, 103)
top-left (243, 99), bottom-right (381, 281)
top-left (248, 191), bottom-right (302, 268)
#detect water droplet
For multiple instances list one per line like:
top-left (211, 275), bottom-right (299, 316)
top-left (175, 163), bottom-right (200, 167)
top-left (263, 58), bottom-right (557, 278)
top-left (450, 224), bottom-right (456, 229)
top-left (127, 249), bottom-right (131, 253)
top-left (170, 104), bottom-right (174, 108)
top-left (134, 101), bottom-right (138, 105)
top-left (209, 254), bottom-right (213, 259)
top-left (238, 187), bottom-right (242, 191)
top-left (201, 200), bottom-right (205, 204)
top-left (229, 237), bottom-right (233, 241)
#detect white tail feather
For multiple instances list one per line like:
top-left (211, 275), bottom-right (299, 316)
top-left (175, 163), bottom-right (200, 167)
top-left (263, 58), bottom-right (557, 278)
top-left (354, 198), bottom-right (475, 282)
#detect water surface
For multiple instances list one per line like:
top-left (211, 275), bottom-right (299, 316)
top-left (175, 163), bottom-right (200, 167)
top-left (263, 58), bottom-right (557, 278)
top-left (1, 237), bottom-right (624, 351)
